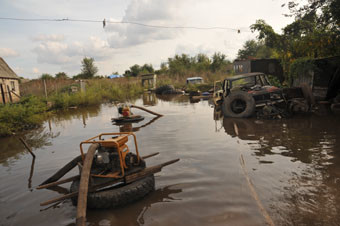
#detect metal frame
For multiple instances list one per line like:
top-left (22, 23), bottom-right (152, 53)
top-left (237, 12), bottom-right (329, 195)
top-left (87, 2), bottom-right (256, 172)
top-left (79, 132), bottom-right (140, 179)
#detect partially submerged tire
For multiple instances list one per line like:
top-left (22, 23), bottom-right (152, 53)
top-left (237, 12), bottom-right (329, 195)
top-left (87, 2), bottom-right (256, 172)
top-left (70, 175), bottom-right (155, 209)
top-left (222, 91), bottom-right (255, 118)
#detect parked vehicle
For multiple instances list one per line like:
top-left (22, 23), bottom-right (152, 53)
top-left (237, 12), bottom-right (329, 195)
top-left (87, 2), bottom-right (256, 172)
top-left (214, 72), bottom-right (285, 118)
top-left (186, 77), bottom-right (204, 85)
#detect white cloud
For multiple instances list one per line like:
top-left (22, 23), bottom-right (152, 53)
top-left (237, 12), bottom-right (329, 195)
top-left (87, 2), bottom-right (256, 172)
top-left (32, 35), bottom-right (114, 65)
top-left (105, 0), bottom-right (184, 48)
top-left (175, 44), bottom-right (215, 56)
top-left (32, 34), bottom-right (65, 42)
top-left (0, 48), bottom-right (20, 57)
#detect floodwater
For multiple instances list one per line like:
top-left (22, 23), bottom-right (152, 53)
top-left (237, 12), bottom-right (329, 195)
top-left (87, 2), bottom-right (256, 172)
top-left (1, 94), bottom-right (340, 226)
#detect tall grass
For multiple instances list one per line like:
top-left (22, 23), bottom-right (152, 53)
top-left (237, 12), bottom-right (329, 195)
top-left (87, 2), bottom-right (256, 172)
top-left (0, 96), bottom-right (47, 136)
top-left (48, 78), bottom-right (144, 109)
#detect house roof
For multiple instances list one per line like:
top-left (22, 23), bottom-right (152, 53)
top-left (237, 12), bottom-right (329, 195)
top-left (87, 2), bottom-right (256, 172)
top-left (225, 72), bottom-right (265, 81)
top-left (0, 57), bottom-right (20, 80)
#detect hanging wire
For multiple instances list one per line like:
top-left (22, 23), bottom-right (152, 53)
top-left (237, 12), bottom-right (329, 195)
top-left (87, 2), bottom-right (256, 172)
top-left (0, 17), bottom-right (248, 32)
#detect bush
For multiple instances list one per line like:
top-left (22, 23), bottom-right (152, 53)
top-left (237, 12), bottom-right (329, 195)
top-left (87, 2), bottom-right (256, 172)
top-left (0, 96), bottom-right (47, 136)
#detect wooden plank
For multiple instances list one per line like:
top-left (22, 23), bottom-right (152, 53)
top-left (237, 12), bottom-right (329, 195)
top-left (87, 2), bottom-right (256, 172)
top-left (142, 152), bottom-right (159, 159)
top-left (40, 155), bottom-right (82, 185)
top-left (76, 144), bottom-right (98, 226)
top-left (37, 175), bottom-right (80, 190)
top-left (19, 137), bottom-right (36, 158)
top-left (125, 159), bottom-right (179, 183)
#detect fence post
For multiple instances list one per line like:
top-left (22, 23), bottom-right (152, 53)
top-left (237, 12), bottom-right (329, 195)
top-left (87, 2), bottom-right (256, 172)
top-left (7, 85), bottom-right (13, 103)
top-left (43, 79), bottom-right (48, 99)
top-left (80, 80), bottom-right (86, 92)
top-left (0, 84), bottom-right (6, 104)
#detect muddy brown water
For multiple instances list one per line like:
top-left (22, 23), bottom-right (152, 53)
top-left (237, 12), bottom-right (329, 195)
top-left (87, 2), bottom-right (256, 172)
top-left (1, 94), bottom-right (340, 226)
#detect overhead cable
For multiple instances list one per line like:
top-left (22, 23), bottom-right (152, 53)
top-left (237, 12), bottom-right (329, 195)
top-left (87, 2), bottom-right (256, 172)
top-left (0, 17), bottom-right (247, 32)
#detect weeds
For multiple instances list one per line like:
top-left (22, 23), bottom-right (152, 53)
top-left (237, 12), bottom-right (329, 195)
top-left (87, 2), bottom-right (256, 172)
top-left (0, 96), bottom-right (47, 136)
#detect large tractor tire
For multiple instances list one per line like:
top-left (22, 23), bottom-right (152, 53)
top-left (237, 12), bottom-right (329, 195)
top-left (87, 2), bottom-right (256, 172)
top-left (222, 91), bottom-right (255, 118)
top-left (70, 175), bottom-right (155, 209)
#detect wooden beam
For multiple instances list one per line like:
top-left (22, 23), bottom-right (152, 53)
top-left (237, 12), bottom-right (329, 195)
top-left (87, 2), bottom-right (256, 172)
top-left (40, 155), bottom-right (82, 185)
top-left (37, 175), bottom-right (80, 190)
top-left (19, 137), bottom-right (36, 158)
top-left (142, 152), bottom-right (159, 159)
top-left (76, 144), bottom-right (98, 226)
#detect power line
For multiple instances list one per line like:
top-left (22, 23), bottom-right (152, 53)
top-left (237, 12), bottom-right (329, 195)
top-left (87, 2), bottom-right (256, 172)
top-left (0, 17), bottom-right (247, 32)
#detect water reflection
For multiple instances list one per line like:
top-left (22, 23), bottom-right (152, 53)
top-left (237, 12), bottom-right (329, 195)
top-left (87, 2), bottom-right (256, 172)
top-left (0, 127), bottom-right (60, 166)
top-left (221, 113), bottom-right (340, 225)
top-left (49, 105), bottom-right (101, 129)
top-left (86, 185), bottom-right (182, 226)
top-left (117, 116), bottom-right (162, 132)
top-left (142, 93), bottom-right (157, 106)
top-left (222, 116), bottom-right (340, 164)
top-left (156, 94), bottom-right (188, 103)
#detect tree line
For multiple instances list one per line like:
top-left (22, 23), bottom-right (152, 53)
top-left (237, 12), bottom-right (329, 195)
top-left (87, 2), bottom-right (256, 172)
top-left (39, 52), bottom-right (232, 80)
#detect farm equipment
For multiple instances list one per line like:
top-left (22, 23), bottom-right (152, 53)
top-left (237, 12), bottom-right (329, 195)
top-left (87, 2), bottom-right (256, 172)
top-left (38, 132), bottom-right (179, 226)
top-left (111, 104), bottom-right (163, 124)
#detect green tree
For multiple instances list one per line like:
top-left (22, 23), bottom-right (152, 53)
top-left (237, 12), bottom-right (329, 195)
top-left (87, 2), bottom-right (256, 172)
top-left (141, 64), bottom-right (154, 74)
top-left (80, 57), bottom-right (98, 79)
top-left (156, 62), bottom-right (168, 75)
top-left (195, 53), bottom-right (211, 72)
top-left (129, 64), bottom-right (141, 77)
top-left (210, 52), bottom-right (230, 72)
top-left (237, 40), bottom-right (276, 59)
top-left (55, 72), bottom-right (68, 79)
top-left (40, 73), bottom-right (54, 80)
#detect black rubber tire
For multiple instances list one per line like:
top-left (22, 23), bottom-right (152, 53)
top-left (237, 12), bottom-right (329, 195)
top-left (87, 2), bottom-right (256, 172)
top-left (222, 91), bottom-right (255, 118)
top-left (70, 175), bottom-right (155, 209)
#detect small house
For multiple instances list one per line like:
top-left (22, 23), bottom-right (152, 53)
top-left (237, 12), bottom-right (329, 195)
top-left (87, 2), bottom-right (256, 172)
top-left (233, 59), bottom-right (284, 83)
top-left (0, 57), bottom-right (21, 103)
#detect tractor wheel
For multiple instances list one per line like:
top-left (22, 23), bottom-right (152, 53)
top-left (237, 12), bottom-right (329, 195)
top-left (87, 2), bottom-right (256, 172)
top-left (222, 91), bottom-right (255, 118)
top-left (70, 175), bottom-right (155, 209)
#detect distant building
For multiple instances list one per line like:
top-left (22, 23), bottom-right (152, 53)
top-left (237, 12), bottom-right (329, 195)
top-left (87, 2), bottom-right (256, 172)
top-left (140, 73), bottom-right (157, 90)
top-left (233, 59), bottom-right (284, 83)
top-left (0, 57), bottom-right (21, 103)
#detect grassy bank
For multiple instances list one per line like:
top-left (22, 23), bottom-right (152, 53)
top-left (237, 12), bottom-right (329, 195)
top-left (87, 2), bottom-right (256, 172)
top-left (48, 78), bottom-right (143, 109)
top-left (0, 96), bottom-right (47, 136)
top-left (0, 78), bottom-right (144, 136)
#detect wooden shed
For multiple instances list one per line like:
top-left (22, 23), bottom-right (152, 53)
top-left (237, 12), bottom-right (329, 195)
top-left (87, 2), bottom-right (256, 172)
top-left (0, 57), bottom-right (21, 103)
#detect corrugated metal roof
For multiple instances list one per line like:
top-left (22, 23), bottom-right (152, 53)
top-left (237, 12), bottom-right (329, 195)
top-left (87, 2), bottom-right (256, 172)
top-left (0, 57), bottom-right (20, 80)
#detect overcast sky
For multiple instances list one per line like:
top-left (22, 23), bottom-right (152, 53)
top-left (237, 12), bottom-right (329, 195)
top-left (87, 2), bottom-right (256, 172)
top-left (0, 0), bottom-right (294, 79)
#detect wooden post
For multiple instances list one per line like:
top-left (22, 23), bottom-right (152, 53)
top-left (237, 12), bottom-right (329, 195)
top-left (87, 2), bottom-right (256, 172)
top-left (19, 137), bottom-right (36, 158)
top-left (7, 85), bottom-right (13, 103)
top-left (43, 79), bottom-right (48, 99)
top-left (0, 84), bottom-right (6, 104)
top-left (76, 143), bottom-right (99, 226)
